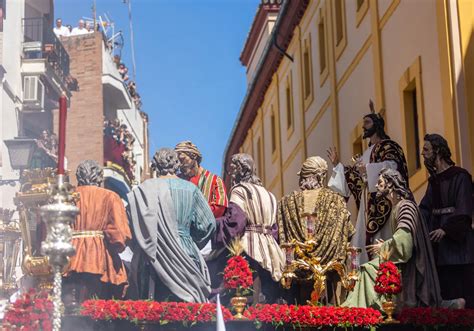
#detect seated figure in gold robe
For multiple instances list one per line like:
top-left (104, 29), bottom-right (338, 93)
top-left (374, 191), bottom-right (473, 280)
top-left (277, 156), bottom-right (355, 304)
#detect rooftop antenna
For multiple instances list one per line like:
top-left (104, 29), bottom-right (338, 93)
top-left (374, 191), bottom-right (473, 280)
top-left (92, 0), bottom-right (97, 28)
top-left (123, 0), bottom-right (137, 82)
top-left (103, 12), bottom-right (114, 34)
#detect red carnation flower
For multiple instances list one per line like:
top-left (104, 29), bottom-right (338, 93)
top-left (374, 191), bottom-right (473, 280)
top-left (223, 255), bottom-right (253, 291)
top-left (374, 261), bottom-right (402, 298)
top-left (3, 289), bottom-right (53, 331)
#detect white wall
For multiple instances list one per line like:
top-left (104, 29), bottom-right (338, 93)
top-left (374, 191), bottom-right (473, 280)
top-left (246, 13), bottom-right (278, 84)
top-left (1, 0), bottom-right (26, 211)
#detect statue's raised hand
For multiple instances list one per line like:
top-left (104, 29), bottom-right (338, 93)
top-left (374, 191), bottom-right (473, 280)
top-left (326, 147), bottom-right (339, 167)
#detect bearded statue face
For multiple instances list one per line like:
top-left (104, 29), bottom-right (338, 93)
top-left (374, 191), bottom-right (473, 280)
top-left (375, 174), bottom-right (391, 198)
top-left (177, 151), bottom-right (198, 178)
top-left (421, 141), bottom-right (437, 174)
top-left (362, 116), bottom-right (377, 139)
top-left (298, 173), bottom-right (305, 188)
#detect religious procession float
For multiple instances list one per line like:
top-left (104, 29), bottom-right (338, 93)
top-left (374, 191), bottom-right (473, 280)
top-left (1, 98), bottom-right (473, 331)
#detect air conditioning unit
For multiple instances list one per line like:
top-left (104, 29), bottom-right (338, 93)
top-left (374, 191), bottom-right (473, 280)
top-left (23, 75), bottom-right (44, 110)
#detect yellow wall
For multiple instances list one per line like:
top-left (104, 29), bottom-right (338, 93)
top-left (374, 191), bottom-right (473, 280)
top-left (233, 0), bottom-right (473, 206)
top-left (457, 0), bottom-right (474, 170)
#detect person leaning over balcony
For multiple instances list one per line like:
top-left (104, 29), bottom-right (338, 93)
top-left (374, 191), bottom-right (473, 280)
top-left (36, 129), bottom-right (58, 163)
top-left (63, 160), bottom-right (132, 305)
top-left (71, 19), bottom-right (88, 36)
top-left (53, 18), bottom-right (70, 37)
top-left (85, 21), bottom-right (94, 33)
top-left (118, 63), bottom-right (129, 81)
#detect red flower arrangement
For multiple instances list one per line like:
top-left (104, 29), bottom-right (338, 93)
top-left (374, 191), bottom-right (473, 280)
top-left (374, 261), bottom-right (402, 298)
top-left (243, 304), bottom-right (382, 328)
top-left (3, 289), bottom-right (53, 331)
top-left (80, 300), bottom-right (233, 326)
top-left (223, 255), bottom-right (253, 293)
top-left (398, 308), bottom-right (474, 327)
top-left (80, 300), bottom-right (382, 328)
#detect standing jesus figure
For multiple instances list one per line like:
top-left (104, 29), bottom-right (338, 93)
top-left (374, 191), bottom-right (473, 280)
top-left (328, 101), bottom-right (408, 263)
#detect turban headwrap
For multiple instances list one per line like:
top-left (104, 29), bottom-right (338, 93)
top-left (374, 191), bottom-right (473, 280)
top-left (175, 141), bottom-right (202, 160)
top-left (297, 156), bottom-right (328, 179)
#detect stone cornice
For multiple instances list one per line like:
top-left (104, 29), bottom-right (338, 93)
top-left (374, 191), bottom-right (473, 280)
top-left (224, 0), bottom-right (310, 185)
top-left (240, 2), bottom-right (281, 66)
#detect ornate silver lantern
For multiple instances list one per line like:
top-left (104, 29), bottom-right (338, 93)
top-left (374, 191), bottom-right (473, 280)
top-left (40, 175), bottom-right (78, 331)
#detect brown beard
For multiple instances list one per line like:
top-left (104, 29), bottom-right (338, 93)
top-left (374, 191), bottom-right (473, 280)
top-left (180, 162), bottom-right (198, 178)
top-left (423, 155), bottom-right (437, 176)
top-left (363, 126), bottom-right (377, 139)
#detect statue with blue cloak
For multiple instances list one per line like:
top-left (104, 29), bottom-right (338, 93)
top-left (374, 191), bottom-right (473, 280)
top-left (127, 148), bottom-right (216, 302)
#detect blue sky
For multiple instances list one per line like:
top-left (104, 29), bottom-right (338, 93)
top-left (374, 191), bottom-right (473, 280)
top-left (56, 0), bottom-right (260, 176)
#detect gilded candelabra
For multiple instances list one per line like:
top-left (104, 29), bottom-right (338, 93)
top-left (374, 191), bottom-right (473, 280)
top-left (281, 239), bottom-right (359, 305)
top-left (15, 168), bottom-right (58, 290)
top-left (39, 174), bottom-right (78, 331)
top-left (0, 209), bottom-right (21, 300)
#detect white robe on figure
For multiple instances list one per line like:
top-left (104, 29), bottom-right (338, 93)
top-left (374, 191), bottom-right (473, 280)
top-left (329, 145), bottom-right (397, 264)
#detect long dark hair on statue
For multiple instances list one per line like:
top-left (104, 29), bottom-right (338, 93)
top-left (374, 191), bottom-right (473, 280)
top-left (379, 168), bottom-right (413, 200)
top-left (76, 160), bottom-right (104, 186)
top-left (363, 113), bottom-right (390, 142)
top-left (424, 133), bottom-right (455, 166)
top-left (152, 148), bottom-right (180, 176)
top-left (230, 153), bottom-right (262, 186)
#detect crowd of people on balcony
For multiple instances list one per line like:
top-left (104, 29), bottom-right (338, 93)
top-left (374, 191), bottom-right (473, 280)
top-left (53, 18), bottom-right (95, 38)
top-left (103, 119), bottom-right (137, 181)
top-left (28, 130), bottom-right (59, 169)
top-left (113, 55), bottom-right (142, 110)
top-left (53, 17), bottom-right (142, 109)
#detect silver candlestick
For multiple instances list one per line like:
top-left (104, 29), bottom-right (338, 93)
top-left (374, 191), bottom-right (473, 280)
top-left (40, 175), bottom-right (78, 331)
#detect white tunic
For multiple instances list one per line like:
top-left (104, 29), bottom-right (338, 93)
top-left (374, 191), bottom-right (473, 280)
top-left (330, 145), bottom-right (397, 264)
top-left (230, 182), bottom-right (286, 281)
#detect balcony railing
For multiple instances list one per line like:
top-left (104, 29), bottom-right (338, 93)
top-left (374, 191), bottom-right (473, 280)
top-left (22, 17), bottom-right (70, 80)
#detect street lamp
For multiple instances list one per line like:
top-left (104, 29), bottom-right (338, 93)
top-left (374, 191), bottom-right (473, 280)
top-left (1, 138), bottom-right (37, 185)
top-left (4, 138), bottom-right (37, 169)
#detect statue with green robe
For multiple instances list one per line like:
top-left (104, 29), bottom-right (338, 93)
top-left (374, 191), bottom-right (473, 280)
top-left (343, 168), bottom-right (464, 310)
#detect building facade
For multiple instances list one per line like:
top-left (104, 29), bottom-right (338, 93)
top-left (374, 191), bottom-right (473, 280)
top-left (224, 0), bottom-right (474, 206)
top-left (61, 32), bottom-right (149, 199)
top-left (0, 0), bottom-right (71, 211)
top-left (0, 0), bottom-right (148, 293)
top-left (0, 0), bottom-right (149, 207)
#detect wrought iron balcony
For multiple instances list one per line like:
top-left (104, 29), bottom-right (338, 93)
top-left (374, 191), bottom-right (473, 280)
top-left (22, 17), bottom-right (70, 80)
